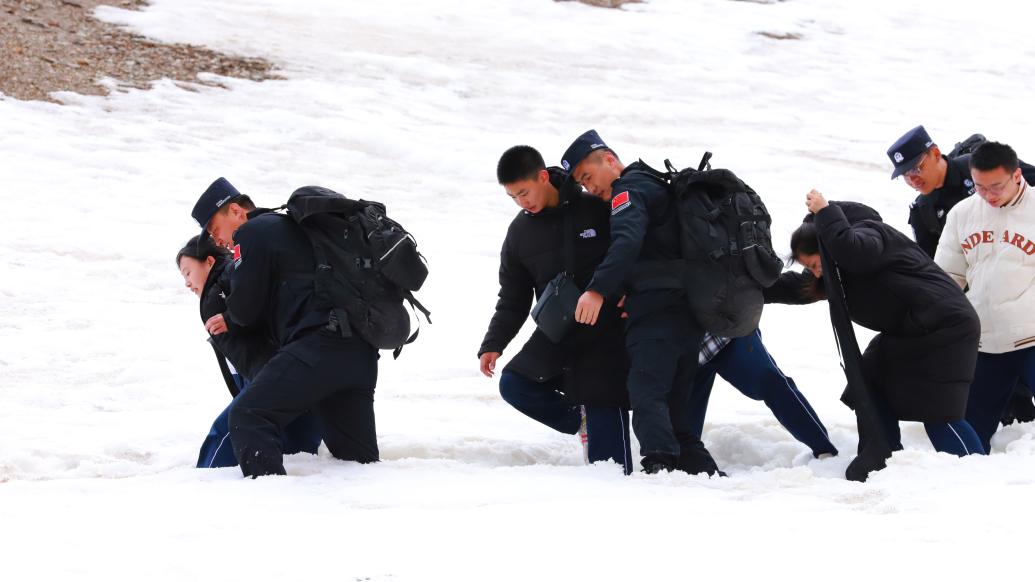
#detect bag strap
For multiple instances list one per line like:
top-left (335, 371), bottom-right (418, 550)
top-left (392, 291), bottom-right (433, 359)
top-left (562, 198), bottom-right (575, 276)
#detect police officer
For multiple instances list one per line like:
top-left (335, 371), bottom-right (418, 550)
top-left (478, 145), bottom-right (633, 473)
top-left (889, 126), bottom-right (1035, 426)
top-left (563, 129), bottom-right (721, 475)
top-left (192, 177), bottom-right (379, 478)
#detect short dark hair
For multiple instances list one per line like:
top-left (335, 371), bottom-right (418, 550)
top-left (789, 222), bottom-right (820, 261)
top-left (497, 145), bottom-right (545, 185)
top-left (216, 194), bottom-right (257, 216)
top-left (175, 234), bottom-right (230, 267)
top-left (970, 141), bottom-right (1019, 173)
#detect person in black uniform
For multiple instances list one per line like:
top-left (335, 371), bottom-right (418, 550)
top-left (772, 192), bottom-right (983, 480)
top-left (175, 235), bottom-right (320, 468)
top-left (562, 130), bottom-right (721, 475)
top-left (191, 177), bottom-right (379, 478)
top-left (478, 146), bottom-right (632, 473)
top-left (889, 126), bottom-right (1035, 426)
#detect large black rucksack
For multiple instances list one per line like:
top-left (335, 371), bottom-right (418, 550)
top-left (283, 186), bottom-right (431, 358)
top-left (634, 153), bottom-right (784, 338)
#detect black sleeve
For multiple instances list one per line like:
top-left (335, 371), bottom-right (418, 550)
top-left (586, 188), bottom-right (651, 299)
top-left (478, 235), bottom-right (535, 356)
top-left (907, 204), bottom-right (938, 258)
top-left (814, 204), bottom-right (887, 273)
top-left (226, 221), bottom-right (274, 328)
top-left (764, 270), bottom-right (823, 305)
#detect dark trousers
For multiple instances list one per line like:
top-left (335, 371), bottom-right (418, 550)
top-left (687, 329), bottom-right (838, 457)
top-left (859, 384), bottom-right (984, 457)
top-left (625, 304), bottom-right (703, 462)
top-left (498, 370), bottom-right (633, 474)
top-left (228, 332), bottom-right (379, 477)
top-left (966, 347), bottom-right (1035, 452)
top-left (197, 375), bottom-right (322, 469)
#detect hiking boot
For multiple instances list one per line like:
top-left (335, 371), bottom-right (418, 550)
top-left (641, 453), bottom-right (677, 474)
top-left (677, 438), bottom-right (724, 477)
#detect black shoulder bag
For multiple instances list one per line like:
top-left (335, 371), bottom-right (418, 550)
top-left (529, 204), bottom-right (581, 343)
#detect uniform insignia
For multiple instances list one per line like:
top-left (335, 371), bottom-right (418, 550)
top-left (894, 152), bottom-right (904, 163)
top-left (579, 228), bottom-right (597, 239)
top-left (561, 159), bottom-right (571, 171)
top-left (233, 244), bottom-right (242, 268)
top-left (937, 209), bottom-right (945, 219)
top-left (611, 191), bottom-right (631, 215)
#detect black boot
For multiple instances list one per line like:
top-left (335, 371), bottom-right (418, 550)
top-left (676, 437), bottom-right (725, 477)
top-left (641, 453), bottom-right (677, 474)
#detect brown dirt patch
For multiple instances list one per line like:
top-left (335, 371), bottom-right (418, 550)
top-left (0, 0), bottom-right (279, 103)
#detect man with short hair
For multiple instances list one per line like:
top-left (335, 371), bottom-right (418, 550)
top-left (191, 177), bottom-right (380, 477)
top-left (934, 141), bottom-right (1035, 451)
top-left (890, 126), bottom-right (1035, 425)
top-left (562, 129), bottom-right (721, 475)
top-left (478, 145), bottom-right (633, 473)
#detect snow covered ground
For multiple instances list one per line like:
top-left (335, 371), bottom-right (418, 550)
top-left (2, 0), bottom-right (1035, 579)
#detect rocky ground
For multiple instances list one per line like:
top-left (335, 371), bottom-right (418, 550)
top-left (0, 0), bottom-right (278, 103)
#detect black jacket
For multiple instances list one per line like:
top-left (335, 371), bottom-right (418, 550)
top-left (226, 210), bottom-right (330, 353)
top-left (793, 202), bottom-right (980, 422)
top-left (909, 155), bottom-right (1035, 257)
top-left (586, 161), bottom-right (684, 324)
top-left (479, 169), bottom-right (629, 408)
top-left (200, 254), bottom-right (277, 393)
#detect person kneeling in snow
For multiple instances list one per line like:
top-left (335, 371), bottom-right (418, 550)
top-left (174, 235), bottom-right (321, 468)
top-left (768, 191), bottom-right (983, 482)
top-left (478, 145), bottom-right (633, 474)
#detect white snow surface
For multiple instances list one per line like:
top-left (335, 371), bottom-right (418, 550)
top-left (2, 0), bottom-right (1035, 579)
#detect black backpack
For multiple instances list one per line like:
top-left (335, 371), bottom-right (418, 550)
top-left (947, 133), bottom-right (987, 159)
top-left (283, 186), bottom-right (431, 358)
top-left (635, 153), bottom-right (784, 338)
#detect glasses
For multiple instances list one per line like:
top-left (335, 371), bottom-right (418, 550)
top-left (903, 153), bottom-right (929, 179)
top-left (975, 178), bottom-right (1016, 196)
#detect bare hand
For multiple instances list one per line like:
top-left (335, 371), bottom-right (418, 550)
top-left (479, 352), bottom-right (501, 378)
top-left (806, 189), bottom-right (829, 214)
top-left (617, 294), bottom-right (628, 319)
top-left (205, 313), bottom-right (228, 336)
top-left (574, 290), bottom-right (604, 326)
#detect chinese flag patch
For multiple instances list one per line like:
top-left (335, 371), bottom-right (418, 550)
top-left (611, 191), bottom-right (631, 215)
top-left (232, 244), bottom-right (242, 267)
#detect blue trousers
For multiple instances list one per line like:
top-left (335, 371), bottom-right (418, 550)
top-left (687, 330), bottom-right (838, 457)
top-left (857, 378), bottom-right (984, 457)
top-left (197, 375), bottom-right (323, 469)
top-left (965, 347), bottom-right (1035, 452)
top-left (499, 370), bottom-right (633, 474)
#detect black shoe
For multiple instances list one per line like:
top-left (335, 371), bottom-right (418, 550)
top-left (676, 439), bottom-right (724, 477)
top-left (641, 453), bottom-right (677, 474)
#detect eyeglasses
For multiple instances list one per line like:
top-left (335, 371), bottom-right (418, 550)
top-left (974, 178), bottom-right (1017, 196)
top-left (903, 154), bottom-right (929, 179)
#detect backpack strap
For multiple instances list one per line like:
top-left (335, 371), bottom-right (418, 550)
top-left (392, 291), bottom-right (432, 359)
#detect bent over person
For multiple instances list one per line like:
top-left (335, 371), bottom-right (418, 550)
top-left (774, 193), bottom-right (983, 481)
top-left (563, 130), bottom-right (721, 476)
top-left (479, 146), bottom-right (633, 474)
top-left (192, 177), bottom-right (380, 477)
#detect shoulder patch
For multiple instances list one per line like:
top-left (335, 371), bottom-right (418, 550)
top-left (233, 244), bottom-right (242, 268)
top-left (611, 191), bottom-right (631, 215)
